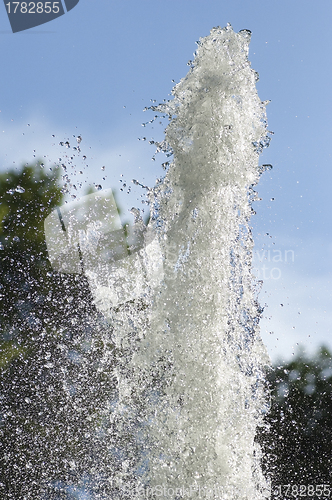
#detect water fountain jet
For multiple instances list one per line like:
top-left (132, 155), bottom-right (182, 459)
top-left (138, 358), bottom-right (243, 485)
top-left (128, 24), bottom-right (272, 499)
top-left (42, 24), bottom-right (272, 500)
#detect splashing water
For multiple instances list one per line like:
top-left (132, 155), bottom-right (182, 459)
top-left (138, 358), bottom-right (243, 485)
top-left (5, 24), bottom-right (271, 499)
top-left (72, 24), bottom-right (271, 499)
top-left (127, 25), bottom-right (271, 499)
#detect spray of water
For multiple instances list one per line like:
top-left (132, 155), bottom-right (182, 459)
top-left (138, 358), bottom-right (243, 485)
top-left (85, 24), bottom-right (272, 499)
top-left (37, 24), bottom-right (272, 499)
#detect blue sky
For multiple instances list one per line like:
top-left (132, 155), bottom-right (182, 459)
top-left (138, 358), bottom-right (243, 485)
top-left (0, 0), bottom-right (331, 362)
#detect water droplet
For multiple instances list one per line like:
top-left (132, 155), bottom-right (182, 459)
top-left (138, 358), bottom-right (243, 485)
top-left (239, 29), bottom-right (252, 41)
top-left (101, 166), bottom-right (105, 171)
top-left (15, 185), bottom-right (25, 193)
top-left (13, 236), bottom-right (20, 242)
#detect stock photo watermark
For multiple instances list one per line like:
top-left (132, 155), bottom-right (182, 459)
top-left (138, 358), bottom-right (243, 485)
top-left (122, 483), bottom-right (270, 499)
top-left (122, 483), bottom-right (331, 499)
top-left (163, 242), bottom-right (296, 282)
top-left (3, 0), bottom-right (79, 33)
top-left (253, 248), bottom-right (295, 280)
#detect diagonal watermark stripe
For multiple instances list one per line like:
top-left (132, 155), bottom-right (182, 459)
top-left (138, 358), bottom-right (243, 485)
top-left (63, 0), bottom-right (79, 12)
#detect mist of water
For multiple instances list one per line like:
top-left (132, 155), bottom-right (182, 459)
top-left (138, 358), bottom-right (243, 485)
top-left (78, 24), bottom-right (272, 499)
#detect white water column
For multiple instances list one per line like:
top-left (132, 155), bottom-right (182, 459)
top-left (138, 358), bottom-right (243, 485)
top-left (132, 25), bottom-right (271, 500)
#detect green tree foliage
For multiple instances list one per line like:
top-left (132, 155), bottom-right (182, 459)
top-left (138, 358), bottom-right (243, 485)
top-left (0, 162), bottom-right (114, 498)
top-left (0, 163), bottom-right (64, 365)
top-left (258, 347), bottom-right (332, 489)
top-left (0, 161), bottom-right (97, 354)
